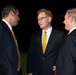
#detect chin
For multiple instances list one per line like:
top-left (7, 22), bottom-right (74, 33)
top-left (65, 27), bottom-right (68, 31)
top-left (40, 26), bottom-right (43, 29)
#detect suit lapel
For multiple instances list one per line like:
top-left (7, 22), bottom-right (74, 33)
top-left (45, 29), bottom-right (55, 54)
top-left (38, 31), bottom-right (43, 55)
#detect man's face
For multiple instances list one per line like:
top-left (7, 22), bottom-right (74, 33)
top-left (37, 12), bottom-right (51, 30)
top-left (10, 11), bottom-right (20, 26)
top-left (63, 13), bottom-right (71, 31)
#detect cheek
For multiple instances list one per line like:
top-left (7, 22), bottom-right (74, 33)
top-left (44, 20), bottom-right (48, 23)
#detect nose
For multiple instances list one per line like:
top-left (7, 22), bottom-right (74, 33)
top-left (38, 19), bottom-right (41, 25)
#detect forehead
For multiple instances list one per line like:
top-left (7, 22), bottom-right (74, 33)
top-left (64, 13), bottom-right (68, 18)
top-left (38, 12), bottom-right (46, 18)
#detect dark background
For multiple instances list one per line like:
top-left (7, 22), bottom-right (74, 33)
top-left (0, 0), bottom-right (76, 52)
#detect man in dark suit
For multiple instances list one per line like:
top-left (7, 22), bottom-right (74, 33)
top-left (26, 8), bottom-right (65, 75)
top-left (0, 4), bottom-right (22, 75)
top-left (56, 8), bottom-right (76, 75)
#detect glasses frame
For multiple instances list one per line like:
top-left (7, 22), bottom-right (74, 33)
top-left (37, 16), bottom-right (47, 21)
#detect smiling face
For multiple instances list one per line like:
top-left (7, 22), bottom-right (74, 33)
top-left (63, 13), bottom-right (71, 31)
top-left (37, 12), bottom-right (51, 30)
top-left (63, 8), bottom-right (76, 31)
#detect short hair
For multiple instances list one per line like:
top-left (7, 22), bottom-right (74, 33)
top-left (2, 4), bottom-right (19, 18)
top-left (67, 8), bottom-right (76, 22)
top-left (37, 8), bottom-right (53, 19)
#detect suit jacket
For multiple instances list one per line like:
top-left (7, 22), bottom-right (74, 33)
top-left (27, 28), bottom-right (65, 75)
top-left (56, 29), bottom-right (76, 75)
top-left (0, 21), bottom-right (18, 75)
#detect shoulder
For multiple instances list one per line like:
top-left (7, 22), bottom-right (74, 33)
top-left (52, 28), bottom-right (65, 35)
top-left (0, 21), bottom-right (5, 30)
top-left (0, 20), bottom-right (7, 29)
top-left (66, 33), bottom-right (76, 42)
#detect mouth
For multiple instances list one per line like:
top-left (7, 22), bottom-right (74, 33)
top-left (39, 23), bottom-right (42, 26)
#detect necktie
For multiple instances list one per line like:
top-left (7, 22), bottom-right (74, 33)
top-left (42, 31), bottom-right (47, 54)
top-left (11, 29), bottom-right (21, 71)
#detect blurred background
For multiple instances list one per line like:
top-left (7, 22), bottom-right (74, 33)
top-left (0, 0), bottom-right (76, 75)
top-left (0, 0), bottom-right (76, 53)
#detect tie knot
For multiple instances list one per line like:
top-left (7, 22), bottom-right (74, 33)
top-left (44, 31), bottom-right (46, 34)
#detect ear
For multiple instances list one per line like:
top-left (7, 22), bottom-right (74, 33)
top-left (69, 17), bottom-right (73, 23)
top-left (10, 11), bottom-right (14, 17)
top-left (48, 17), bottom-right (52, 22)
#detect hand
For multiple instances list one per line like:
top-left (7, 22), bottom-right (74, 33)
top-left (53, 66), bottom-right (56, 71)
top-left (28, 73), bottom-right (33, 75)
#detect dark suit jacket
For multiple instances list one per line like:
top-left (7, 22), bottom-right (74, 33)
top-left (56, 29), bottom-right (76, 75)
top-left (27, 28), bottom-right (65, 75)
top-left (0, 21), bottom-right (18, 75)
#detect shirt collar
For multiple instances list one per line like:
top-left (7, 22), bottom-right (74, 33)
top-left (68, 27), bottom-right (76, 34)
top-left (2, 19), bottom-right (12, 30)
top-left (42, 26), bottom-right (52, 33)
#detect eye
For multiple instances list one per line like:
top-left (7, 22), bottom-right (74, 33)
top-left (38, 17), bottom-right (47, 21)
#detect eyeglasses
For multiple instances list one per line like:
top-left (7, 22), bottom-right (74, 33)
top-left (37, 17), bottom-right (47, 21)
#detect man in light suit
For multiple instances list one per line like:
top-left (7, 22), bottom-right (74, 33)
top-left (56, 8), bottom-right (76, 75)
top-left (27, 8), bottom-right (65, 75)
top-left (0, 4), bottom-right (22, 75)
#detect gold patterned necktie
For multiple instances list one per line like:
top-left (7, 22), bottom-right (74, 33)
top-left (11, 29), bottom-right (21, 71)
top-left (42, 31), bottom-right (47, 54)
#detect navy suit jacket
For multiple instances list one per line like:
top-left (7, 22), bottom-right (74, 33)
top-left (0, 21), bottom-right (18, 75)
top-left (56, 29), bottom-right (76, 75)
top-left (27, 28), bottom-right (65, 75)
